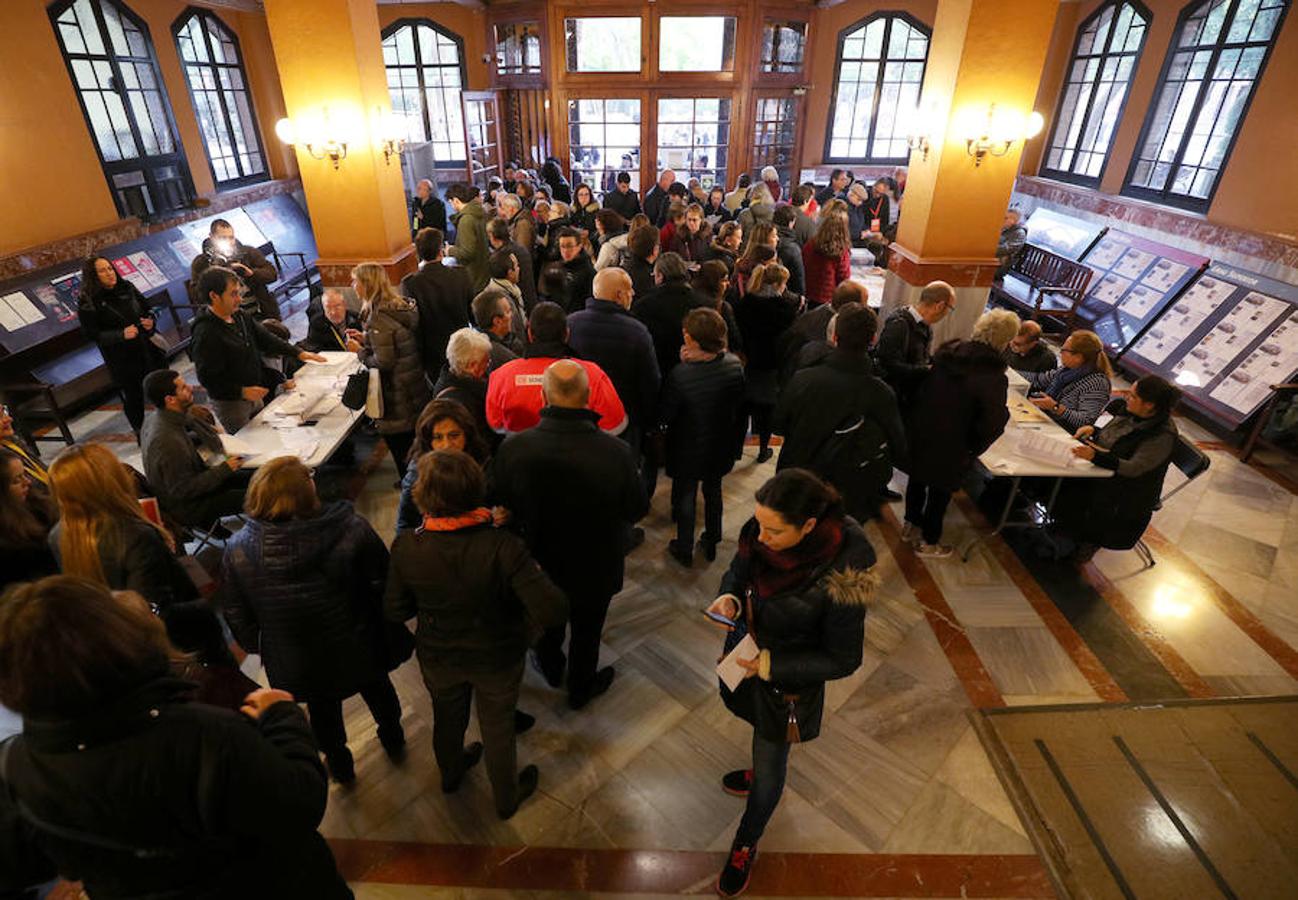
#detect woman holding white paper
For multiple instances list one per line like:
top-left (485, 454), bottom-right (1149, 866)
top-left (705, 468), bottom-right (876, 897)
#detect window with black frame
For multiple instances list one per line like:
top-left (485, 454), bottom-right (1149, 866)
top-left (382, 19), bottom-right (467, 165)
top-left (657, 97), bottom-right (731, 190)
top-left (49, 0), bottom-right (193, 218)
top-left (760, 21), bottom-right (808, 74)
top-left (174, 8), bottom-right (267, 188)
top-left (1124, 0), bottom-right (1289, 209)
top-left (1042, 2), bottom-right (1149, 184)
top-left (826, 13), bottom-right (929, 164)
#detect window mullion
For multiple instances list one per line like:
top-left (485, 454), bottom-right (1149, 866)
top-left (412, 30), bottom-right (434, 148)
top-left (92, 0), bottom-right (149, 163)
top-left (864, 17), bottom-right (891, 159)
top-left (202, 19), bottom-right (243, 179)
top-left (1160, 5), bottom-right (1234, 200)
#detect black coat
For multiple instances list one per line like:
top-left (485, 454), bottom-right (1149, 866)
top-left (719, 518), bottom-right (875, 743)
top-left (643, 185), bottom-right (671, 227)
top-left (412, 194), bottom-right (448, 236)
top-left (632, 279), bottom-right (708, 378)
top-left (190, 308), bottom-right (300, 402)
top-left (78, 280), bottom-right (164, 378)
top-left (385, 521), bottom-right (567, 673)
top-left (49, 517), bottom-right (199, 616)
top-left (220, 501), bottom-right (394, 701)
top-left (0, 678), bottom-right (349, 900)
top-left (660, 352), bottom-right (746, 479)
top-left (603, 187), bottom-right (642, 220)
top-left (774, 350), bottom-right (906, 516)
top-left (401, 262), bottom-right (473, 381)
top-left (624, 255), bottom-right (656, 300)
top-left (735, 289), bottom-right (800, 373)
top-left (555, 255), bottom-right (597, 314)
top-left (568, 299), bottom-right (661, 432)
top-left (906, 340), bottom-right (1010, 491)
top-left (874, 307), bottom-right (933, 406)
top-left (1056, 400), bottom-right (1179, 549)
top-left (774, 225), bottom-right (808, 296)
top-left (304, 310), bottom-right (362, 352)
top-left (490, 407), bottom-right (647, 598)
top-left (432, 365), bottom-right (495, 450)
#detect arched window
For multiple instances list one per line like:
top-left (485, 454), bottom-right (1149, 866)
top-left (174, 8), bottom-right (267, 188)
top-left (49, 0), bottom-right (193, 218)
top-left (1042, 2), bottom-right (1149, 184)
top-left (826, 13), bottom-right (930, 164)
top-left (382, 19), bottom-right (467, 165)
top-left (1124, 0), bottom-right (1290, 209)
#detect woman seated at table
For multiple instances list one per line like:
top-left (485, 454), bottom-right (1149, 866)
top-left (1049, 375), bottom-right (1182, 561)
top-left (1021, 329), bottom-right (1113, 432)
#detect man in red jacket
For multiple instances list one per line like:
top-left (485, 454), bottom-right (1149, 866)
top-left (485, 302), bottom-right (626, 436)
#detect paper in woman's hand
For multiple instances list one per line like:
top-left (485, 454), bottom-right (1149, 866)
top-left (717, 634), bottom-right (759, 692)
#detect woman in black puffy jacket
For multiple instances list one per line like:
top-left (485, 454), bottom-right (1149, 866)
top-left (705, 468), bottom-right (875, 897)
top-left (220, 456), bottom-right (405, 785)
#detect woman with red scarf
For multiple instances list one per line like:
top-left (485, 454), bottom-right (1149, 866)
top-left (705, 469), bottom-right (876, 896)
top-left (385, 450), bottom-right (567, 819)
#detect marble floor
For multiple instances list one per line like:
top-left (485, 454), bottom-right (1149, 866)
top-left (35, 308), bottom-right (1298, 899)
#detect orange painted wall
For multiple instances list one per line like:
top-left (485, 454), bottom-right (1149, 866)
top-left (0, 0), bottom-right (293, 256)
top-left (802, 0), bottom-right (939, 169)
top-left (374, 2), bottom-right (491, 91)
top-left (1024, 0), bottom-right (1298, 240)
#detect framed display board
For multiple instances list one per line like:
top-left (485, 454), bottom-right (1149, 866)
top-left (1075, 230), bottom-right (1209, 353)
top-left (1022, 207), bottom-right (1105, 260)
top-left (1124, 262), bottom-right (1298, 428)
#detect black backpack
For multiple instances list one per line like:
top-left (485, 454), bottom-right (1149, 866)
top-left (807, 411), bottom-right (892, 522)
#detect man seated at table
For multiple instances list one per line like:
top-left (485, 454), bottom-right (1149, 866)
top-left (1049, 375), bottom-right (1182, 561)
top-left (485, 302), bottom-right (626, 436)
top-left (190, 266), bottom-right (326, 433)
top-left (1003, 319), bottom-right (1056, 373)
top-left (305, 289), bottom-right (362, 353)
top-left (140, 370), bottom-right (248, 527)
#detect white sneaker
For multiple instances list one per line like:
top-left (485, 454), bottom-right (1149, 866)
top-left (900, 522), bottom-right (919, 543)
top-left (914, 542), bottom-right (955, 559)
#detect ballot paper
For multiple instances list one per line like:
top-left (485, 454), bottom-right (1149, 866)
top-left (1014, 431), bottom-right (1078, 468)
top-left (219, 433), bottom-right (262, 457)
top-left (717, 634), bottom-right (759, 692)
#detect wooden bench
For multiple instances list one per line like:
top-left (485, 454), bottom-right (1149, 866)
top-left (990, 243), bottom-right (1094, 332)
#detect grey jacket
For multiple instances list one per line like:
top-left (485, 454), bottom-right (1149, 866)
top-left (140, 408), bottom-right (237, 525)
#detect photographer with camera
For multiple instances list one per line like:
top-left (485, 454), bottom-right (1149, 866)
top-left (190, 219), bottom-right (280, 322)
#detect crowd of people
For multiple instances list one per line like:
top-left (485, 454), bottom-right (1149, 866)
top-left (0, 160), bottom-right (1186, 899)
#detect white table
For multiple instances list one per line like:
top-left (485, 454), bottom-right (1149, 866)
top-left (962, 374), bottom-right (1112, 558)
top-left (221, 351), bottom-right (364, 469)
top-left (849, 248), bottom-right (885, 308)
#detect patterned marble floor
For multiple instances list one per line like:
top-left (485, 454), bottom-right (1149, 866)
top-left (39, 307), bottom-right (1297, 899)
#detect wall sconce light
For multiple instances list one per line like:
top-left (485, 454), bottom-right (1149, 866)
top-left (907, 133), bottom-right (930, 161)
top-left (274, 114), bottom-right (349, 170)
top-left (372, 108), bottom-right (407, 166)
top-left (904, 100), bottom-right (942, 162)
top-left (961, 104), bottom-right (1044, 167)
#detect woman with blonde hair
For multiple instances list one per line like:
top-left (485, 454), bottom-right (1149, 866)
top-left (801, 209), bottom-right (852, 306)
top-left (736, 263), bottom-right (801, 464)
top-left (355, 261), bottom-right (430, 477)
top-left (220, 456), bottom-right (405, 784)
top-left (48, 441), bottom-right (202, 625)
top-left (1023, 328), bottom-right (1114, 431)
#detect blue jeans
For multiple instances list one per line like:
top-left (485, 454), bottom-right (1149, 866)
top-left (735, 729), bottom-right (792, 846)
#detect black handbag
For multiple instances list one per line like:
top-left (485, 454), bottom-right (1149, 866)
top-left (341, 369), bottom-right (369, 410)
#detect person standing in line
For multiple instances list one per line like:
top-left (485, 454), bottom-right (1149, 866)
top-left (386, 450), bottom-right (567, 818)
top-left (220, 457), bottom-right (406, 785)
top-left (706, 469), bottom-right (874, 897)
top-left (445, 183), bottom-right (491, 293)
top-left (643, 169), bottom-right (677, 228)
top-left (411, 178), bottom-right (448, 237)
top-left (0, 576), bottom-right (353, 900)
top-left (735, 263), bottom-right (801, 465)
top-left (661, 308), bottom-right (745, 567)
top-left (801, 212), bottom-right (852, 307)
top-left (602, 171), bottom-right (642, 221)
top-left (77, 255), bottom-right (166, 438)
top-left (487, 217), bottom-right (539, 313)
top-left (401, 228), bottom-right (471, 385)
top-left (190, 266), bottom-right (325, 434)
top-left (874, 281), bottom-right (956, 410)
top-left (490, 361), bottom-right (647, 710)
top-left (355, 262), bottom-right (430, 478)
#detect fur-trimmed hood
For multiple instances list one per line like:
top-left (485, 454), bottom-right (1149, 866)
top-left (822, 566), bottom-right (880, 608)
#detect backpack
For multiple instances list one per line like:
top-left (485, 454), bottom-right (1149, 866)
top-left (807, 412), bottom-right (892, 522)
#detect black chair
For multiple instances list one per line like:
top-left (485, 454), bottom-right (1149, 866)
top-left (1133, 435), bottom-right (1210, 569)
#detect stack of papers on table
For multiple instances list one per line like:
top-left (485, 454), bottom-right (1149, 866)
top-left (1014, 431), bottom-right (1078, 468)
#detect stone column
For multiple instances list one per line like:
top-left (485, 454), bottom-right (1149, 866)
top-left (883, 0), bottom-right (1061, 346)
top-left (263, 0), bottom-right (415, 287)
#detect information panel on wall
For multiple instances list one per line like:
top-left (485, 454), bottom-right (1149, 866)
top-left (1124, 263), bottom-right (1298, 428)
top-left (1022, 207), bottom-right (1105, 260)
top-left (1075, 230), bottom-right (1209, 353)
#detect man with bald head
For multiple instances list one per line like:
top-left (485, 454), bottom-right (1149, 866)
top-left (491, 359), bottom-right (647, 710)
top-left (568, 267), bottom-right (661, 469)
top-left (411, 178), bottom-right (447, 237)
top-left (1003, 318), bottom-right (1056, 372)
top-left (876, 280), bottom-right (955, 407)
top-left (305, 288), bottom-right (362, 353)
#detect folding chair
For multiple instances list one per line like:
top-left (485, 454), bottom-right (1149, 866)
top-left (1133, 436), bottom-right (1210, 569)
